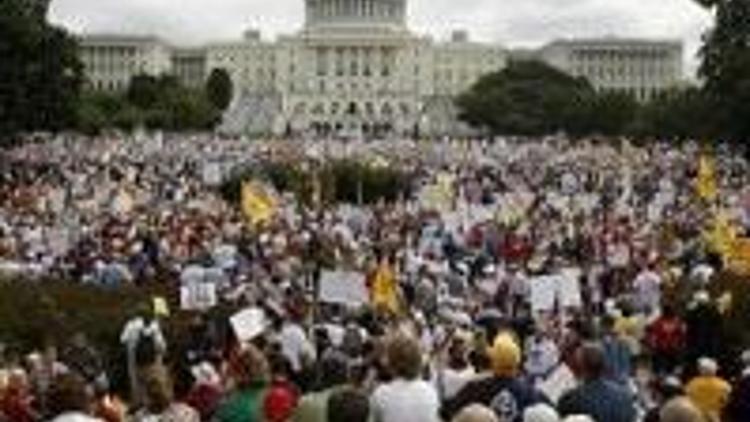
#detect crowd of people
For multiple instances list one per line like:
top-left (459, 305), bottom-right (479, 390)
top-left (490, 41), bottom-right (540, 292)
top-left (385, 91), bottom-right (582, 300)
top-left (1, 134), bottom-right (750, 422)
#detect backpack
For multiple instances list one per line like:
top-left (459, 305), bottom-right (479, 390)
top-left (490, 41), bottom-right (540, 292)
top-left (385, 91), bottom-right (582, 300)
top-left (134, 329), bottom-right (158, 366)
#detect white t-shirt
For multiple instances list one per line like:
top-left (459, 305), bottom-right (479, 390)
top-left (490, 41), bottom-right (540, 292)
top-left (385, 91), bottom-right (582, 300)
top-left (633, 270), bottom-right (662, 312)
top-left (120, 317), bottom-right (166, 353)
top-left (371, 379), bottom-right (440, 422)
top-left (279, 322), bottom-right (315, 372)
top-left (434, 367), bottom-right (476, 400)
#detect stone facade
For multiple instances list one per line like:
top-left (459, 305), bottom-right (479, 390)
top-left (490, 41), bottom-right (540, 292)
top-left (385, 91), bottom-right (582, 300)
top-left (78, 35), bottom-right (172, 91)
top-left (76, 0), bottom-right (685, 136)
top-left (536, 38), bottom-right (683, 102)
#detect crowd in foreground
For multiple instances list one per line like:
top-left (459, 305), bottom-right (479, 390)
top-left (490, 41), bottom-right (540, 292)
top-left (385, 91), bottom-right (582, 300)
top-left (1, 134), bottom-right (750, 422)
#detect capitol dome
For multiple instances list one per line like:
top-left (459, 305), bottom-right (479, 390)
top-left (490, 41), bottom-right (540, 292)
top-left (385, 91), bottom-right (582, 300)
top-left (304, 0), bottom-right (407, 29)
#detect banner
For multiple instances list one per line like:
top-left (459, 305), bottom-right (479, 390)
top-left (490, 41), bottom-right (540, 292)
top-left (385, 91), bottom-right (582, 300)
top-left (705, 212), bottom-right (738, 259)
top-left (241, 181), bottom-right (277, 226)
top-left (696, 154), bottom-right (718, 201)
top-left (319, 271), bottom-right (368, 306)
top-left (371, 262), bottom-right (400, 314)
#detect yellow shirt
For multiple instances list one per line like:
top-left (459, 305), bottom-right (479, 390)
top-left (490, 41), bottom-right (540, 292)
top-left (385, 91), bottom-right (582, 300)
top-left (686, 375), bottom-right (732, 419)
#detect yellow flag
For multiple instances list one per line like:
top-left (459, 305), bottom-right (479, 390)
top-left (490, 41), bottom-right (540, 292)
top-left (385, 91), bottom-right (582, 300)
top-left (153, 297), bottom-right (170, 318)
top-left (696, 154), bottom-right (718, 201)
top-left (241, 181), bottom-right (277, 226)
top-left (728, 238), bottom-right (750, 275)
top-left (371, 262), bottom-right (399, 315)
top-left (705, 212), bottom-right (737, 259)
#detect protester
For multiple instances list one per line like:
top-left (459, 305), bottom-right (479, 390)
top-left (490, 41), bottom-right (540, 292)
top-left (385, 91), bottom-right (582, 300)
top-left (645, 305), bottom-right (686, 376)
top-left (215, 345), bottom-right (271, 422)
top-left (442, 332), bottom-right (548, 422)
top-left (328, 387), bottom-right (371, 422)
top-left (371, 333), bottom-right (440, 422)
top-left (133, 365), bottom-right (199, 421)
top-left (685, 358), bottom-right (731, 421)
top-left (725, 351), bottom-right (750, 422)
top-left (119, 305), bottom-right (167, 405)
top-left (452, 404), bottom-right (500, 422)
top-left (659, 397), bottom-right (706, 422)
top-left (47, 373), bottom-right (99, 422)
top-left (1, 135), bottom-right (750, 422)
top-left (558, 343), bottom-right (637, 422)
top-left (293, 351), bottom-right (350, 422)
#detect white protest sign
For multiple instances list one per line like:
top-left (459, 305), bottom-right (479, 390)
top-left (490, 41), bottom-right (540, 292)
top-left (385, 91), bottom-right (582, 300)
top-left (112, 190), bottom-right (134, 215)
top-left (530, 276), bottom-right (557, 313)
top-left (230, 308), bottom-right (269, 343)
top-left (558, 268), bottom-right (583, 309)
top-left (319, 271), bottom-right (369, 306)
top-left (202, 162), bottom-right (222, 186)
top-left (530, 272), bottom-right (582, 314)
top-left (180, 283), bottom-right (218, 311)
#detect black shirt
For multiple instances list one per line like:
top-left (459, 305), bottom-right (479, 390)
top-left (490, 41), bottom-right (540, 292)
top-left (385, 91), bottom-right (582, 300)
top-left (441, 375), bottom-right (549, 422)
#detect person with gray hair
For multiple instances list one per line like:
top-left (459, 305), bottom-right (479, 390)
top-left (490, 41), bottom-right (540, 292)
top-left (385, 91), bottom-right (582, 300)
top-left (685, 357), bottom-right (731, 421)
top-left (452, 404), bottom-right (500, 422)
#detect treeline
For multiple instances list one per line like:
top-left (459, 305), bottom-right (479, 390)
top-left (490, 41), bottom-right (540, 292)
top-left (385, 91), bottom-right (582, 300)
top-left (458, 0), bottom-right (750, 144)
top-left (77, 69), bottom-right (233, 135)
top-left (221, 160), bottom-right (414, 207)
top-left (0, 0), bottom-right (234, 143)
top-left (457, 61), bottom-right (716, 140)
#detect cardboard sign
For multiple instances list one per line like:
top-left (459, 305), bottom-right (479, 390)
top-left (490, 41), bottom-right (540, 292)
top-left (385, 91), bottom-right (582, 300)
top-left (230, 308), bottom-right (269, 343)
top-left (319, 271), bottom-right (369, 306)
top-left (180, 283), bottom-right (218, 311)
top-left (530, 272), bottom-right (582, 314)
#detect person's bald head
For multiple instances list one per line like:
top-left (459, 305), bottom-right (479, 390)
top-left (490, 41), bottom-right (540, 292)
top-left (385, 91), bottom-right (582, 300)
top-left (452, 404), bottom-right (499, 422)
top-left (660, 397), bottom-right (705, 422)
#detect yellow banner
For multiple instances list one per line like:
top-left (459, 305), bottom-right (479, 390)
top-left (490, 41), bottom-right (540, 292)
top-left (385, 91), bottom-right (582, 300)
top-left (696, 154), bottom-right (718, 201)
top-left (241, 181), bottom-right (277, 226)
top-left (371, 262), bottom-right (400, 315)
top-left (705, 212), bottom-right (737, 259)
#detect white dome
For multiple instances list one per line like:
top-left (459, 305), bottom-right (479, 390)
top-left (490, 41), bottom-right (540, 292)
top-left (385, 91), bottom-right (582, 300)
top-left (304, 0), bottom-right (407, 29)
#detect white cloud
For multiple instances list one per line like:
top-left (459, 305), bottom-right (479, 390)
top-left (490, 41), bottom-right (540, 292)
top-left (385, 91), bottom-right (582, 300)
top-left (48, 0), bottom-right (713, 75)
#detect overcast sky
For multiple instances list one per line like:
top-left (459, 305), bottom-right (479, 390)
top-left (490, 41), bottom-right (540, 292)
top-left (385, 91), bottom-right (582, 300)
top-left (49, 0), bottom-right (713, 77)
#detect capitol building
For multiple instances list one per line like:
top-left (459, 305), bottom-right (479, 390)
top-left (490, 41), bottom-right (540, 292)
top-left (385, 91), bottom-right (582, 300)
top-left (78, 0), bottom-right (684, 137)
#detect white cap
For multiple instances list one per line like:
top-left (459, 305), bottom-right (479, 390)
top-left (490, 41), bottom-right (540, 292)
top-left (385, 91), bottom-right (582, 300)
top-left (698, 357), bottom-right (718, 375)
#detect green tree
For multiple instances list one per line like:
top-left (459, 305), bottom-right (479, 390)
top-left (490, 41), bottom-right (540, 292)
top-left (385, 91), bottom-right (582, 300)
top-left (0, 0), bottom-right (82, 143)
top-left (584, 91), bottom-right (640, 136)
top-left (635, 87), bottom-right (714, 140)
top-left (156, 87), bottom-right (219, 131)
top-left (457, 61), bottom-right (595, 136)
top-left (126, 74), bottom-right (161, 110)
top-left (205, 68), bottom-right (234, 112)
top-left (695, 0), bottom-right (750, 142)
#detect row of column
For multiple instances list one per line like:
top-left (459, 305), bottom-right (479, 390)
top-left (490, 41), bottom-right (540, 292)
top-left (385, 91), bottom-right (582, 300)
top-left (315, 46), bottom-right (397, 78)
top-left (308, 0), bottom-right (402, 21)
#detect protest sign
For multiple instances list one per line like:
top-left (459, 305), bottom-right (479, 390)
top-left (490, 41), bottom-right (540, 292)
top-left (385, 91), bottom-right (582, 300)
top-left (530, 272), bottom-right (582, 314)
top-left (319, 271), bottom-right (369, 306)
top-left (202, 162), bottom-right (222, 186)
top-left (180, 283), bottom-right (218, 311)
top-left (230, 308), bottom-right (269, 343)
